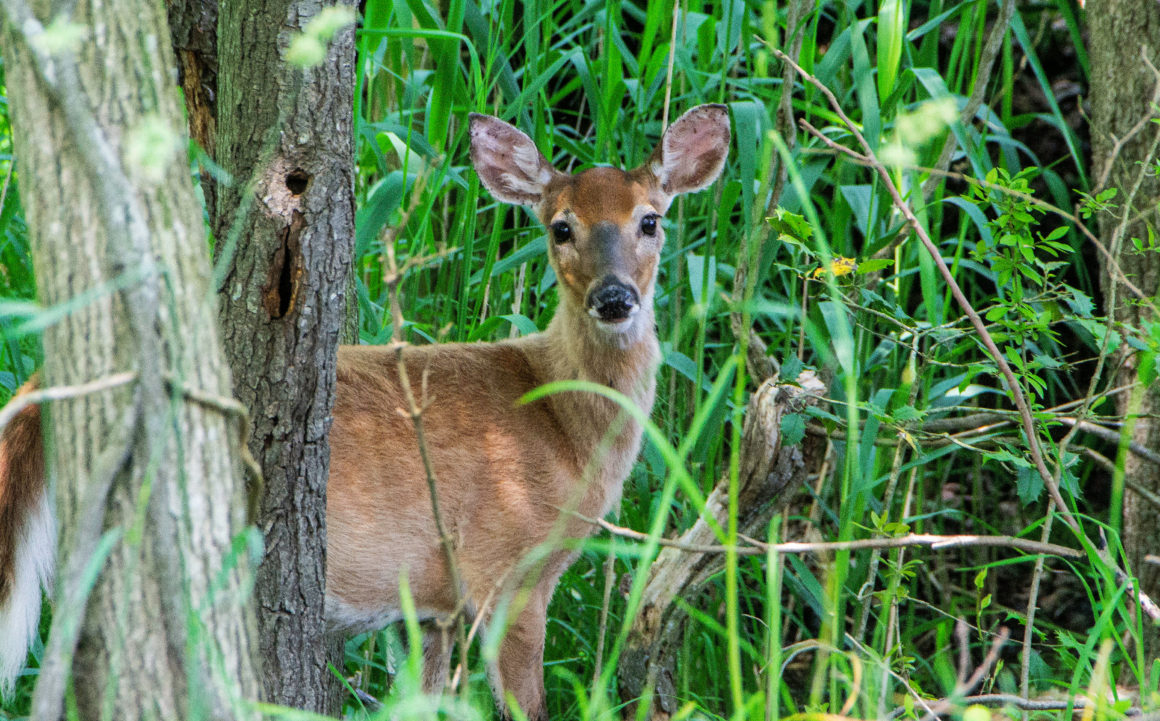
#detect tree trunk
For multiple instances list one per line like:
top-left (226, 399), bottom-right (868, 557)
top-left (0, 0), bottom-right (262, 716)
top-left (213, 0), bottom-right (357, 711)
top-left (1089, 0), bottom-right (1160, 663)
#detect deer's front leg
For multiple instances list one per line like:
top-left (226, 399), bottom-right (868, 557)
top-left (421, 623), bottom-right (451, 693)
top-left (489, 591), bottom-right (548, 721)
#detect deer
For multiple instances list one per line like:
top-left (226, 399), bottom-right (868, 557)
top-left (0, 104), bottom-right (731, 719)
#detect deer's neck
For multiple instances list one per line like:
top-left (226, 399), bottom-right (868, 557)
top-left (515, 294), bottom-right (659, 518)
top-left (541, 294), bottom-right (659, 415)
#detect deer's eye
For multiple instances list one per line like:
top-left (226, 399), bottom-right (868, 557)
top-left (551, 221), bottom-right (573, 244)
top-left (640, 215), bottom-right (659, 237)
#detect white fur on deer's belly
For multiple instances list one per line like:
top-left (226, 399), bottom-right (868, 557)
top-left (325, 594), bottom-right (454, 633)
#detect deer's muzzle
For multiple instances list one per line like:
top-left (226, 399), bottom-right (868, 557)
top-left (586, 278), bottom-right (640, 324)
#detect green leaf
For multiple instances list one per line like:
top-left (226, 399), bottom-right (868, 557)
top-left (686, 253), bottom-right (719, 306)
top-left (1032, 353), bottom-right (1063, 370)
top-left (856, 258), bottom-right (894, 274)
top-left (985, 448), bottom-right (1032, 468)
top-left (882, 520), bottom-right (910, 536)
top-left (780, 412), bottom-right (806, 446)
top-left (663, 349), bottom-right (699, 384)
top-left (1125, 335), bottom-right (1152, 352)
top-left (1004, 346), bottom-right (1024, 367)
top-left (779, 354), bottom-right (805, 382)
top-left (499, 314), bottom-right (539, 337)
top-left (891, 405), bottom-right (924, 423)
top-left (767, 208), bottom-right (814, 248)
top-left (1066, 288), bottom-right (1094, 317)
top-left (1016, 464), bottom-right (1043, 505)
top-left (876, 0), bottom-right (905, 101)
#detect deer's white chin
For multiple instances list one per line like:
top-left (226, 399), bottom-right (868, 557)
top-left (594, 316), bottom-right (634, 332)
top-left (591, 311), bottom-right (647, 349)
top-left (592, 315), bottom-right (636, 335)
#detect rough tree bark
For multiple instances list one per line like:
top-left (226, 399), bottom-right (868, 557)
top-left (1089, 1), bottom-right (1160, 661)
top-left (213, 0), bottom-right (357, 711)
top-left (0, 0), bottom-right (262, 716)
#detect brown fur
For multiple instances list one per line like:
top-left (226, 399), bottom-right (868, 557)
top-left (0, 384), bottom-right (45, 607)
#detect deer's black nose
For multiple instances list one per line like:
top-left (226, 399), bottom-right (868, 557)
top-left (587, 279), bottom-right (639, 322)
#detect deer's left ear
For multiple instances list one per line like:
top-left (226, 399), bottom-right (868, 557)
top-left (641, 104), bottom-right (731, 212)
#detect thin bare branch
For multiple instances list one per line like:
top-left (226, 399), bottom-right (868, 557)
top-left (1057, 417), bottom-right (1160, 466)
top-left (166, 374), bottom-right (265, 505)
top-left (378, 168), bottom-right (470, 692)
top-left (799, 120), bottom-right (869, 163)
top-left (1021, 516), bottom-right (1052, 711)
top-left (591, 537), bottom-right (616, 687)
top-left (0, 372), bottom-right (137, 433)
top-left (773, 47), bottom-right (1080, 533)
top-left (1095, 529), bottom-right (1160, 623)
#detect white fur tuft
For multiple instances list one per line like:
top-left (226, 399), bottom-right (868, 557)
top-left (0, 489), bottom-right (54, 698)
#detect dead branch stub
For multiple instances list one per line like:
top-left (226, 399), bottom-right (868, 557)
top-left (618, 370), bottom-right (827, 718)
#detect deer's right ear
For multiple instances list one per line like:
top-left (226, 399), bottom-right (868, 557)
top-left (469, 114), bottom-right (558, 206)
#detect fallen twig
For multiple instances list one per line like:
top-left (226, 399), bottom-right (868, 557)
top-left (891, 693), bottom-right (1113, 719)
top-left (575, 512), bottom-right (1086, 560)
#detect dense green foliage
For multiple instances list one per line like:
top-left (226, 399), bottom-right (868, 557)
top-left (2, 0), bottom-right (1158, 719)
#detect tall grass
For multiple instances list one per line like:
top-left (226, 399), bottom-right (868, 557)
top-left (3, 0), bottom-right (1155, 719)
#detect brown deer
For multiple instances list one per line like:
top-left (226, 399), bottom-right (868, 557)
top-left (0, 104), bottom-right (730, 718)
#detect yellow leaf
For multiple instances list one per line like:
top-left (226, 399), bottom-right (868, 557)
top-left (813, 256), bottom-right (856, 278)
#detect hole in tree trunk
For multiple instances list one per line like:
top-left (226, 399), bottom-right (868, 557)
top-left (286, 169), bottom-right (309, 195)
top-left (263, 211), bottom-right (305, 318)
